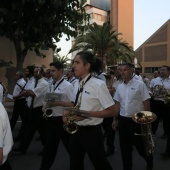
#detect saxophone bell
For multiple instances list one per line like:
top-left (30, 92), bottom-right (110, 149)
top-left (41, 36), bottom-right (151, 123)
top-left (43, 101), bottom-right (54, 119)
top-left (63, 106), bottom-right (79, 134)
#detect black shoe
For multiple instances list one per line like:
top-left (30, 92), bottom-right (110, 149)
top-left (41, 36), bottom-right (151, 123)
top-left (12, 147), bottom-right (26, 154)
top-left (160, 134), bottom-right (167, 139)
top-left (38, 148), bottom-right (44, 156)
top-left (160, 152), bottom-right (170, 159)
top-left (105, 148), bottom-right (114, 157)
top-left (13, 136), bottom-right (21, 142)
top-left (146, 161), bottom-right (153, 170)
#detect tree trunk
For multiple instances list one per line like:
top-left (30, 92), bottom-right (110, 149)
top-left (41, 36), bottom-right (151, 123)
top-left (14, 39), bottom-right (28, 69)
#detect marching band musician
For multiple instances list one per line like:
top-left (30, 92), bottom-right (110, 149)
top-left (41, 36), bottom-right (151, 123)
top-left (150, 65), bottom-right (170, 159)
top-left (63, 51), bottom-right (117, 170)
top-left (39, 62), bottom-right (75, 170)
top-left (113, 63), bottom-right (153, 170)
top-left (12, 67), bottom-right (49, 154)
top-left (151, 65), bottom-right (170, 137)
top-left (0, 102), bottom-right (13, 170)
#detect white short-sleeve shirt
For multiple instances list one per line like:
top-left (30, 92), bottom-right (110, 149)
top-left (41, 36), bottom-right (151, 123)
top-left (76, 75), bottom-right (115, 126)
top-left (0, 85), bottom-right (3, 103)
top-left (27, 78), bottom-right (49, 108)
top-left (114, 79), bottom-right (150, 117)
top-left (0, 103), bottom-right (13, 164)
top-left (13, 78), bottom-right (26, 98)
top-left (50, 78), bottom-right (76, 116)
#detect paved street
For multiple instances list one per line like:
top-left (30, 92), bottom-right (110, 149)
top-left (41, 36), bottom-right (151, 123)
top-left (4, 102), bottom-right (170, 170)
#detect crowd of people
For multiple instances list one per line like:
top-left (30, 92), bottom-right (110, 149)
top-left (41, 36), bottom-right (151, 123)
top-left (0, 51), bottom-right (170, 170)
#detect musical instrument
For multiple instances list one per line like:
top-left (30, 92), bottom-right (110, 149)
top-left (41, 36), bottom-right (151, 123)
top-left (43, 100), bottom-right (54, 119)
top-left (63, 105), bottom-right (79, 134)
top-left (63, 106), bottom-right (90, 134)
top-left (132, 111), bottom-right (157, 156)
top-left (150, 85), bottom-right (170, 104)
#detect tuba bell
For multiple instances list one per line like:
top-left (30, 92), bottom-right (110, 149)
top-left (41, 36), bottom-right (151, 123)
top-left (151, 85), bottom-right (166, 98)
top-left (132, 111), bottom-right (157, 157)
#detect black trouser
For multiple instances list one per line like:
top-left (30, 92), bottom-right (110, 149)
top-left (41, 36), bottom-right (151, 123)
top-left (118, 116), bottom-right (153, 170)
top-left (69, 124), bottom-right (112, 170)
top-left (19, 106), bottom-right (46, 151)
top-left (102, 117), bottom-right (115, 150)
top-left (16, 105), bottom-right (30, 139)
top-left (163, 103), bottom-right (170, 153)
top-left (150, 99), bottom-right (169, 135)
top-left (39, 116), bottom-right (69, 170)
top-left (0, 160), bottom-right (12, 170)
top-left (10, 98), bottom-right (26, 130)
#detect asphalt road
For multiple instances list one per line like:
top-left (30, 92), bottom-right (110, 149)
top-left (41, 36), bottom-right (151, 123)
top-left (4, 102), bottom-right (170, 170)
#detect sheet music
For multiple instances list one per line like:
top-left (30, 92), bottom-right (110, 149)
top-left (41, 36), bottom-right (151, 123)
top-left (7, 94), bottom-right (13, 100)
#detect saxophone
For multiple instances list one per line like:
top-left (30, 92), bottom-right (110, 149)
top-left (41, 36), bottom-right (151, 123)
top-left (43, 100), bottom-right (54, 119)
top-left (63, 105), bottom-right (79, 134)
top-left (132, 111), bottom-right (157, 156)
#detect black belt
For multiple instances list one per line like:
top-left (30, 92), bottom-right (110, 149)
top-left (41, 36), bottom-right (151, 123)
top-left (78, 124), bottom-right (101, 130)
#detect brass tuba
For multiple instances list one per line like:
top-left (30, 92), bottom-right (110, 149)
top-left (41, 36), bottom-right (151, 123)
top-left (132, 111), bottom-right (157, 156)
top-left (151, 85), bottom-right (166, 98)
top-left (63, 106), bottom-right (79, 134)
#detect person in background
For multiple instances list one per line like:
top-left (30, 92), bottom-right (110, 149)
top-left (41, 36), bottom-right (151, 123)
top-left (13, 65), bottom-right (35, 141)
top-left (0, 84), bottom-right (3, 103)
top-left (151, 66), bottom-right (170, 137)
top-left (10, 71), bottom-right (26, 131)
top-left (143, 75), bottom-right (150, 91)
top-left (113, 63), bottom-right (153, 170)
top-left (44, 69), bottom-right (53, 92)
top-left (63, 51), bottom-right (117, 170)
top-left (0, 102), bottom-right (13, 170)
top-left (96, 58), bottom-right (116, 157)
top-left (12, 67), bottom-right (49, 154)
top-left (150, 70), bottom-right (160, 88)
top-left (66, 68), bottom-right (78, 86)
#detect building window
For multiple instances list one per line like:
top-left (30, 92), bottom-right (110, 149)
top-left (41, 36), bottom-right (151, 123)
top-left (94, 13), bottom-right (102, 21)
top-left (145, 67), bottom-right (161, 73)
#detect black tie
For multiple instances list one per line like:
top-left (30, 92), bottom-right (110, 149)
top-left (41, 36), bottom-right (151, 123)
top-left (30, 79), bottom-right (38, 109)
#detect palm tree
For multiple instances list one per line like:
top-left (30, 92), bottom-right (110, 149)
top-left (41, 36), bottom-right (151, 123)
top-left (69, 22), bottom-right (134, 66)
top-left (53, 48), bottom-right (71, 68)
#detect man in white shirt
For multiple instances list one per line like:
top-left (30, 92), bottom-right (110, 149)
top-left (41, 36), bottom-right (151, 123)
top-left (39, 62), bottom-right (75, 170)
top-left (113, 63), bottom-right (153, 170)
top-left (13, 65), bottom-right (35, 141)
top-left (10, 71), bottom-right (26, 131)
top-left (63, 51), bottom-right (116, 170)
top-left (0, 84), bottom-right (3, 103)
top-left (44, 69), bottom-right (53, 91)
top-left (13, 67), bottom-right (49, 154)
top-left (150, 66), bottom-right (170, 159)
top-left (150, 70), bottom-right (160, 88)
top-left (0, 102), bottom-right (13, 170)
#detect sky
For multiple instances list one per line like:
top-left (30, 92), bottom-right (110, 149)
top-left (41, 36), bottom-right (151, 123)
top-left (57, 0), bottom-right (170, 56)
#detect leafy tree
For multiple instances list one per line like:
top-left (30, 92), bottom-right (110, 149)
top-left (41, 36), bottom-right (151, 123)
top-left (0, 0), bottom-right (87, 69)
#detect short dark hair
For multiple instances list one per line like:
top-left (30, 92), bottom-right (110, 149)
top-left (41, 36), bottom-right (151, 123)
top-left (50, 61), bottom-right (64, 70)
top-left (120, 62), bottom-right (134, 69)
top-left (26, 65), bottom-right (35, 75)
top-left (161, 65), bottom-right (170, 71)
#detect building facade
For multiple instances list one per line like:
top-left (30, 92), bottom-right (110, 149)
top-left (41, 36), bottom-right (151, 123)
top-left (135, 19), bottom-right (170, 74)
